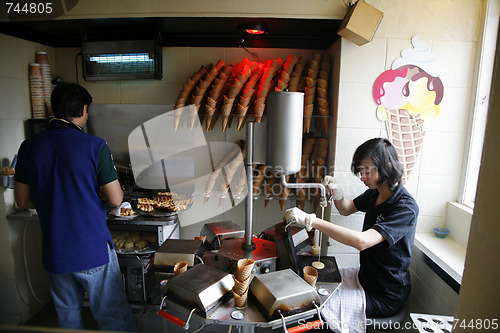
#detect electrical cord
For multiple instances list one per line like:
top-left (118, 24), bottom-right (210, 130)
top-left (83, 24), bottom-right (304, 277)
top-left (23, 222), bottom-right (50, 304)
top-left (75, 52), bottom-right (82, 84)
top-left (239, 38), bottom-right (262, 63)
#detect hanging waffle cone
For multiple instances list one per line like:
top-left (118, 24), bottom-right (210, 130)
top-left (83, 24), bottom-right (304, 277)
top-left (235, 258), bottom-right (255, 282)
top-left (174, 261), bottom-right (188, 275)
top-left (232, 288), bottom-right (248, 308)
top-left (303, 266), bottom-right (318, 287)
top-left (318, 106), bottom-right (330, 133)
top-left (254, 103), bottom-right (266, 123)
top-left (303, 104), bottom-right (314, 133)
top-left (279, 175), bottom-right (291, 212)
top-left (264, 174), bottom-right (277, 207)
top-left (317, 87), bottom-right (327, 99)
top-left (237, 104), bottom-right (250, 131)
top-left (318, 70), bottom-right (329, 81)
top-left (385, 108), bottom-right (425, 183)
top-left (252, 164), bottom-right (266, 199)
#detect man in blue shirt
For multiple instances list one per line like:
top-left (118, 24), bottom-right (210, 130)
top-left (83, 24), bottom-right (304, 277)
top-left (15, 83), bottom-right (136, 331)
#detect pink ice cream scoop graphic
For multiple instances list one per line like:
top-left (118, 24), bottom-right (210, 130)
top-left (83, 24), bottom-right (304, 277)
top-left (373, 36), bottom-right (444, 182)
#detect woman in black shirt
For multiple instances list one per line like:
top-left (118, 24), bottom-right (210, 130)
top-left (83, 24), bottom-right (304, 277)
top-left (285, 138), bottom-right (419, 318)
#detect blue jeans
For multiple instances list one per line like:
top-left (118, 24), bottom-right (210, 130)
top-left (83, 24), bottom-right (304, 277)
top-left (48, 244), bottom-right (136, 332)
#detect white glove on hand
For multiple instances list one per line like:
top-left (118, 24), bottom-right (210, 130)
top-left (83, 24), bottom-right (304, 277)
top-left (284, 207), bottom-right (316, 232)
top-left (323, 175), bottom-right (344, 201)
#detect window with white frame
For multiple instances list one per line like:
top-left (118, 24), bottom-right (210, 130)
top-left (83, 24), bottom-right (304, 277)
top-left (459, 0), bottom-right (499, 209)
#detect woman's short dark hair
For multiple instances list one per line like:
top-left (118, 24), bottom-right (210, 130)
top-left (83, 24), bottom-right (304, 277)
top-left (351, 138), bottom-right (404, 190)
top-left (51, 83), bottom-right (92, 118)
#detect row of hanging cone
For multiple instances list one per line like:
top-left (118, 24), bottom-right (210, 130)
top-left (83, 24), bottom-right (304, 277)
top-left (173, 52), bottom-right (331, 133)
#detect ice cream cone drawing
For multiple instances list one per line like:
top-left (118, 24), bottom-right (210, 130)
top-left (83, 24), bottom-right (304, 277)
top-left (373, 36), bottom-right (444, 183)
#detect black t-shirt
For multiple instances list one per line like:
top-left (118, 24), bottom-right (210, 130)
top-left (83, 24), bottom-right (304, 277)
top-left (353, 184), bottom-right (418, 317)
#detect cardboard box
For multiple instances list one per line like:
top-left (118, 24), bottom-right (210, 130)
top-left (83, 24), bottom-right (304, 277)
top-left (338, 0), bottom-right (383, 46)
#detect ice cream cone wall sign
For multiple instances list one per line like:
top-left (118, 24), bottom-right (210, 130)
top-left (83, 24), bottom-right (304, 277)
top-left (373, 36), bottom-right (444, 183)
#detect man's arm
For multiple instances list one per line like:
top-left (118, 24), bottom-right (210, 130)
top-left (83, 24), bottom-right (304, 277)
top-left (15, 182), bottom-right (35, 209)
top-left (100, 179), bottom-right (123, 207)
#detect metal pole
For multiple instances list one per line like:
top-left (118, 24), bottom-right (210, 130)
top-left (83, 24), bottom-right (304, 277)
top-left (243, 122), bottom-right (256, 251)
top-left (280, 175), bottom-right (327, 207)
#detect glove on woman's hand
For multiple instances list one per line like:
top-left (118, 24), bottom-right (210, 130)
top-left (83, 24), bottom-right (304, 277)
top-left (323, 175), bottom-right (344, 201)
top-left (284, 207), bottom-right (316, 232)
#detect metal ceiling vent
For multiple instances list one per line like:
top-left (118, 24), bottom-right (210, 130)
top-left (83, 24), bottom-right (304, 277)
top-left (81, 39), bottom-right (162, 81)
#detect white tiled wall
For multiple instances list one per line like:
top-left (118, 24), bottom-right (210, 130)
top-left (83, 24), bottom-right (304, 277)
top-left (0, 33), bottom-right (54, 324)
top-left (410, 248), bottom-right (459, 316)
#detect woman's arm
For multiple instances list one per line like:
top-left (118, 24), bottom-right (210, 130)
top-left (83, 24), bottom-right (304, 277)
top-left (333, 197), bottom-right (359, 216)
top-left (310, 216), bottom-right (385, 251)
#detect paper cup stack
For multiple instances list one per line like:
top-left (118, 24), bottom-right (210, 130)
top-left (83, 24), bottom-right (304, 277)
top-left (173, 261), bottom-right (188, 275)
top-left (29, 63), bottom-right (46, 118)
top-left (303, 266), bottom-right (318, 287)
top-left (232, 258), bottom-right (255, 308)
top-left (36, 51), bottom-right (53, 117)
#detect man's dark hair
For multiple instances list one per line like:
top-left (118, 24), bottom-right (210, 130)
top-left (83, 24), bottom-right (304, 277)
top-left (351, 138), bottom-right (404, 190)
top-left (51, 83), bottom-right (92, 118)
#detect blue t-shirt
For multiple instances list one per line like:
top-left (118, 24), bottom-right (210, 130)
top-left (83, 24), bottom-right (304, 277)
top-left (353, 184), bottom-right (418, 317)
top-left (14, 119), bottom-right (119, 274)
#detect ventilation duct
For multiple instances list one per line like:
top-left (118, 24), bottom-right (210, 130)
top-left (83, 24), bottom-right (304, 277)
top-left (81, 39), bottom-right (162, 81)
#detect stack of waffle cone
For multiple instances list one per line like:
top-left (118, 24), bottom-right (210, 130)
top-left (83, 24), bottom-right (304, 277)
top-left (174, 261), bottom-right (188, 275)
top-left (252, 164), bottom-right (266, 200)
top-left (264, 174), bottom-right (278, 207)
top-left (316, 54), bottom-right (331, 133)
top-left (217, 153), bottom-right (245, 206)
top-left (279, 175), bottom-right (291, 212)
top-left (296, 138), bottom-right (316, 209)
top-left (204, 140), bottom-right (245, 203)
top-left (312, 138), bottom-right (328, 210)
top-left (205, 65), bottom-right (233, 131)
top-left (303, 266), bottom-right (318, 287)
top-left (221, 60), bottom-right (256, 131)
top-left (237, 64), bottom-right (263, 130)
top-left (254, 59), bottom-right (282, 123)
top-left (232, 259), bottom-right (255, 308)
top-left (232, 167), bottom-right (247, 204)
top-left (304, 52), bottom-right (321, 133)
top-left (385, 108), bottom-right (425, 183)
top-left (174, 66), bottom-right (207, 130)
top-left (287, 57), bottom-right (305, 92)
top-left (275, 54), bottom-right (298, 92)
top-left (189, 60), bottom-right (225, 129)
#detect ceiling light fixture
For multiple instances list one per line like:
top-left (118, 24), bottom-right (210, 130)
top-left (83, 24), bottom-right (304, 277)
top-left (238, 23), bottom-right (269, 35)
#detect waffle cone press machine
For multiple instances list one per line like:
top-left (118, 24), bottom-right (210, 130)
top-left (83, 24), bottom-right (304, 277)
top-left (156, 92), bottom-right (342, 333)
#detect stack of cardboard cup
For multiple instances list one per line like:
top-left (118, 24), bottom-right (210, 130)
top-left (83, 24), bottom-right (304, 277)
top-left (29, 63), bottom-right (46, 118)
top-left (232, 258), bottom-right (255, 308)
top-left (36, 51), bottom-right (53, 117)
top-left (303, 266), bottom-right (318, 287)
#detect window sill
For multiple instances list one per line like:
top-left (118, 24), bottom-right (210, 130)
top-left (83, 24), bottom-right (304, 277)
top-left (414, 232), bottom-right (466, 287)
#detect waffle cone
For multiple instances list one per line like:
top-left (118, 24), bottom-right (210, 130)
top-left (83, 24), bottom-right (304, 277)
top-left (233, 275), bottom-right (250, 295)
top-left (386, 108), bottom-right (426, 183)
top-left (232, 289), bottom-right (248, 308)
top-left (235, 259), bottom-right (255, 281)
top-left (303, 104), bottom-right (314, 133)
top-left (174, 261), bottom-right (188, 275)
top-left (303, 266), bottom-right (318, 287)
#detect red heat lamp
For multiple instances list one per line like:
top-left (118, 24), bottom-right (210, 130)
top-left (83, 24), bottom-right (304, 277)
top-left (238, 23), bottom-right (269, 35)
